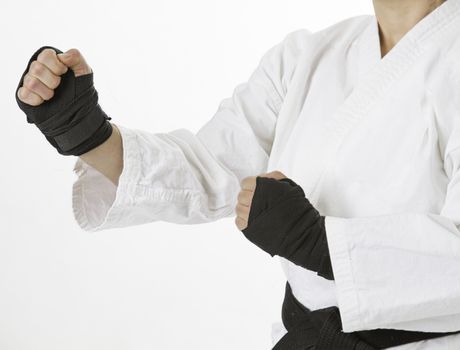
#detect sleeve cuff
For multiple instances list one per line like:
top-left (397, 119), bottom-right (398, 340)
top-left (71, 124), bottom-right (141, 232)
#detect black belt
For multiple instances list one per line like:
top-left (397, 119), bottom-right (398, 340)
top-left (273, 282), bottom-right (460, 350)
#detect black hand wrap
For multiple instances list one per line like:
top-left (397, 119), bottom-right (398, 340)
top-left (15, 45), bottom-right (113, 156)
top-left (241, 177), bottom-right (334, 280)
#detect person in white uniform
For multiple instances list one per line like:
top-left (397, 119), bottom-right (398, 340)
top-left (14, 0), bottom-right (460, 348)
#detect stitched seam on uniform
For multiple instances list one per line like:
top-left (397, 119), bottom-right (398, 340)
top-left (131, 183), bottom-right (233, 205)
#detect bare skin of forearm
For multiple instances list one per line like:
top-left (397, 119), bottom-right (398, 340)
top-left (78, 123), bottom-right (123, 186)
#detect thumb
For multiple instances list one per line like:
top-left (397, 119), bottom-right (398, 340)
top-left (57, 48), bottom-right (92, 77)
top-left (259, 170), bottom-right (287, 180)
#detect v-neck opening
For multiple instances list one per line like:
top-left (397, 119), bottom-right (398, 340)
top-left (356, 0), bottom-right (457, 82)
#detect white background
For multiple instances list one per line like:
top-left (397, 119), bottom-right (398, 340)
top-left (0, 1), bottom-right (373, 349)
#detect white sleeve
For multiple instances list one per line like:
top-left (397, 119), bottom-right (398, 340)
top-left (72, 29), bottom-right (311, 232)
top-left (324, 144), bottom-right (460, 333)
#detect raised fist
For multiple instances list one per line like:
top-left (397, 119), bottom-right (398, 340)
top-left (17, 48), bottom-right (92, 106)
top-left (15, 46), bottom-right (112, 156)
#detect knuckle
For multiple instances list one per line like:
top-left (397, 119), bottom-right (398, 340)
top-left (235, 203), bottom-right (241, 214)
top-left (67, 48), bottom-right (81, 58)
top-left (235, 217), bottom-right (247, 230)
top-left (43, 89), bottom-right (54, 101)
top-left (262, 170), bottom-right (283, 180)
top-left (23, 74), bottom-right (35, 89)
top-left (28, 76), bottom-right (40, 90)
top-left (29, 97), bottom-right (42, 106)
top-left (22, 74), bottom-right (30, 88)
top-left (29, 61), bottom-right (41, 75)
top-left (56, 63), bottom-right (68, 75)
top-left (50, 75), bottom-right (61, 89)
top-left (241, 176), bottom-right (255, 188)
top-left (38, 48), bottom-right (56, 61)
top-left (17, 87), bottom-right (28, 101)
top-left (235, 217), bottom-right (242, 228)
top-left (24, 91), bottom-right (42, 106)
top-left (236, 203), bottom-right (248, 215)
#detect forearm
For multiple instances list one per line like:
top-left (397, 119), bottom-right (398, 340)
top-left (79, 122), bottom-right (123, 186)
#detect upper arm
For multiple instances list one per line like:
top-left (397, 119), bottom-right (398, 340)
top-left (195, 28), bottom-right (312, 181)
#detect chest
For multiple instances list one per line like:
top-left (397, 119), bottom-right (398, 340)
top-left (270, 52), bottom-right (450, 217)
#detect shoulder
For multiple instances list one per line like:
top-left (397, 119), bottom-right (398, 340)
top-left (280, 14), bottom-right (373, 53)
top-left (254, 15), bottom-right (375, 89)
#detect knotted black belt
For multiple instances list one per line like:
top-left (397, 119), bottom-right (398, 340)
top-left (273, 282), bottom-right (460, 350)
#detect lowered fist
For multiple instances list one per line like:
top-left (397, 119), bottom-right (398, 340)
top-left (17, 48), bottom-right (92, 106)
top-left (235, 171), bottom-right (334, 280)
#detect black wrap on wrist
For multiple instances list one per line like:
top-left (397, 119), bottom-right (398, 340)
top-left (241, 176), bottom-right (334, 280)
top-left (15, 45), bottom-right (113, 156)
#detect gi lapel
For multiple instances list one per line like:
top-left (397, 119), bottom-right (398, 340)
top-left (355, 15), bottom-right (382, 84)
top-left (271, 0), bottom-right (460, 207)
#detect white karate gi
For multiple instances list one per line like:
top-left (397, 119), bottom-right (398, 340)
top-left (72, 0), bottom-right (460, 348)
